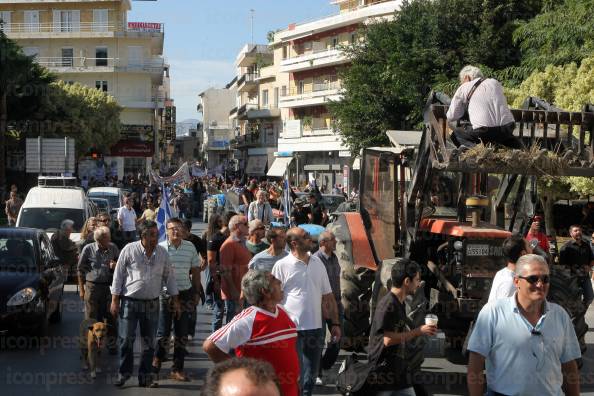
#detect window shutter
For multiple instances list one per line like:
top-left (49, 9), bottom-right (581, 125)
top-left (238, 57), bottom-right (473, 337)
top-left (72, 10), bottom-right (80, 31)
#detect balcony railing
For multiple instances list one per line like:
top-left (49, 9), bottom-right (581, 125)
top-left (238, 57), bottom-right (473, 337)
top-left (34, 56), bottom-right (164, 72)
top-left (281, 80), bottom-right (342, 97)
top-left (1, 21), bottom-right (163, 34)
top-left (237, 73), bottom-right (259, 87)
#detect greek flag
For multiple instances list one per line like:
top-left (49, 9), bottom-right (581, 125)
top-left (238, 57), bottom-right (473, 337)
top-left (156, 183), bottom-right (173, 242)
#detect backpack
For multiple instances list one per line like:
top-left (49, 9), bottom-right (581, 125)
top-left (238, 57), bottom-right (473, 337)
top-left (336, 353), bottom-right (373, 396)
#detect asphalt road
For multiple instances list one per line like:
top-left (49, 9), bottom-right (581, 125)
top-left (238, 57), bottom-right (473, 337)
top-left (2, 219), bottom-right (594, 395)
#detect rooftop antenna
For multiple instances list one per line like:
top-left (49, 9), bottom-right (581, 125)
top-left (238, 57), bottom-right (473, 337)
top-left (250, 9), bottom-right (255, 44)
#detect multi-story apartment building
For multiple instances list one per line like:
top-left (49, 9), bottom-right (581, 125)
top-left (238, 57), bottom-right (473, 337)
top-left (0, 0), bottom-right (170, 178)
top-left (198, 86), bottom-right (236, 172)
top-left (271, 0), bottom-right (400, 189)
top-left (229, 44), bottom-right (286, 178)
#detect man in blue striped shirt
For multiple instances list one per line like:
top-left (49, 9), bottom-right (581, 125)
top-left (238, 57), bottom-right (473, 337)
top-left (152, 217), bottom-right (203, 384)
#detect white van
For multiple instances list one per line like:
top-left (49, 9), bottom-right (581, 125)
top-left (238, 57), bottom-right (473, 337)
top-left (16, 185), bottom-right (95, 242)
top-left (87, 187), bottom-right (125, 215)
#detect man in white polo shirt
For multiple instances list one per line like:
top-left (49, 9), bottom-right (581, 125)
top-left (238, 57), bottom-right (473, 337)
top-left (272, 227), bottom-right (341, 396)
top-left (117, 196), bottom-right (137, 244)
top-left (152, 217), bottom-right (203, 385)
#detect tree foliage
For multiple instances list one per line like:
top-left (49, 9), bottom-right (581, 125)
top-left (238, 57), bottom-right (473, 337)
top-left (29, 81), bottom-right (122, 154)
top-left (511, 0), bottom-right (594, 78)
top-left (330, 0), bottom-right (543, 154)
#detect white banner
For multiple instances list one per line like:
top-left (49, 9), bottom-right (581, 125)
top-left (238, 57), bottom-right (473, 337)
top-left (150, 162), bottom-right (191, 185)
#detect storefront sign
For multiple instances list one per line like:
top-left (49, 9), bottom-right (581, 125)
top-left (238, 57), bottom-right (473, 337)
top-left (121, 124), bottom-right (154, 142)
top-left (110, 140), bottom-right (154, 157)
top-left (127, 22), bottom-right (162, 33)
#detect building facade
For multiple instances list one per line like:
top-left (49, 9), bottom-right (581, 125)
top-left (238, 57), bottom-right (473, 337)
top-left (229, 44), bottom-right (285, 179)
top-left (271, 0), bottom-right (400, 190)
top-left (0, 0), bottom-right (171, 179)
top-left (198, 87), bottom-right (236, 173)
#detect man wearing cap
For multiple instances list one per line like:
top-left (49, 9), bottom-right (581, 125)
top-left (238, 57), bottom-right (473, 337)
top-left (525, 216), bottom-right (549, 252)
top-left (51, 219), bottom-right (78, 280)
top-left (307, 193), bottom-right (326, 226)
top-left (291, 198), bottom-right (309, 226)
top-left (246, 219), bottom-right (270, 256)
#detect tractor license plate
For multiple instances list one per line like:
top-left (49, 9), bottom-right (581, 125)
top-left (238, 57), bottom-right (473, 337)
top-left (466, 244), bottom-right (490, 256)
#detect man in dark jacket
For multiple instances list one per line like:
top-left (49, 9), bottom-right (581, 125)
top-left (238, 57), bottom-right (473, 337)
top-left (51, 219), bottom-right (78, 280)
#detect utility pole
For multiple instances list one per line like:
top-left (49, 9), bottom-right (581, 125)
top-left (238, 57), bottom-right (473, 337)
top-left (250, 9), bottom-right (255, 45)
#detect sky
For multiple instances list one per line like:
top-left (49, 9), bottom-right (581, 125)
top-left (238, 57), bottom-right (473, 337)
top-left (129, 0), bottom-right (336, 122)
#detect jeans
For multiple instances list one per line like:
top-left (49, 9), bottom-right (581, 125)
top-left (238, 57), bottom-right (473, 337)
top-left (375, 388), bottom-right (416, 396)
top-left (212, 298), bottom-right (236, 332)
top-left (118, 298), bottom-right (159, 380)
top-left (579, 276), bottom-right (594, 307)
top-left (122, 231), bottom-right (137, 244)
top-left (155, 290), bottom-right (194, 372)
top-left (297, 328), bottom-right (324, 396)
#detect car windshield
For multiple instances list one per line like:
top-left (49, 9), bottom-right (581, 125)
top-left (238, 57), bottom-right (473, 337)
top-left (91, 199), bottom-right (108, 210)
top-left (19, 208), bottom-right (84, 232)
top-left (89, 193), bottom-right (119, 209)
top-left (0, 237), bottom-right (37, 272)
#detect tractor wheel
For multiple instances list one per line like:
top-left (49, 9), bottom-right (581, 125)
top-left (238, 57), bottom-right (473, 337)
top-left (548, 265), bottom-right (588, 356)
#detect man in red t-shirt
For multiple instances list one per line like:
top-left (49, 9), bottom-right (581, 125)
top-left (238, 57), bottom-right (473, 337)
top-left (525, 216), bottom-right (549, 252)
top-left (219, 215), bottom-right (252, 321)
top-left (203, 270), bottom-right (299, 396)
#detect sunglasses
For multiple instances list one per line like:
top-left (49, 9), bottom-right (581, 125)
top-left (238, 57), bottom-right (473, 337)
top-left (518, 275), bottom-right (550, 284)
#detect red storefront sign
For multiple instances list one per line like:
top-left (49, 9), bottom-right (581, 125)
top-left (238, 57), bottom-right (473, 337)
top-left (110, 140), bottom-right (154, 157)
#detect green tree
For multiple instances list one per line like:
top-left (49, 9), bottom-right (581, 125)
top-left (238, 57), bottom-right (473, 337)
top-left (30, 81), bottom-right (122, 154)
top-left (0, 31), bottom-right (53, 194)
top-left (511, 0), bottom-right (594, 79)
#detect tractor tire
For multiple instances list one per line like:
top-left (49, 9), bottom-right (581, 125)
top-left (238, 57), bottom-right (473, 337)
top-left (328, 216), bottom-right (375, 352)
top-left (548, 265), bottom-right (588, 355)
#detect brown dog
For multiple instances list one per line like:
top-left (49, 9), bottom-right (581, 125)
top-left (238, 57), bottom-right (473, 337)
top-left (79, 318), bottom-right (108, 379)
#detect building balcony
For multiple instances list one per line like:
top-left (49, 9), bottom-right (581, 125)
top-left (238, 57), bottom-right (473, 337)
top-left (237, 103), bottom-right (259, 120)
top-left (235, 44), bottom-right (272, 67)
top-left (280, 47), bottom-right (348, 73)
top-left (237, 73), bottom-right (259, 93)
top-left (114, 93), bottom-right (166, 109)
top-left (273, 0), bottom-right (400, 43)
top-left (232, 131), bottom-right (278, 149)
top-left (247, 105), bottom-right (281, 119)
top-left (279, 81), bottom-right (343, 109)
top-left (2, 21), bottom-right (164, 41)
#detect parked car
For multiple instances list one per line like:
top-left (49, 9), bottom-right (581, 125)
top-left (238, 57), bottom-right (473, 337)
top-left (16, 181), bottom-right (95, 242)
top-left (0, 227), bottom-right (65, 335)
top-left (87, 187), bottom-right (125, 216)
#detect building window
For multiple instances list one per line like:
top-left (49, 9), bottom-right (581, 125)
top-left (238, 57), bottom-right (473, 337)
top-left (350, 33), bottom-right (357, 44)
top-left (0, 11), bottom-right (11, 32)
top-left (124, 158), bottom-right (146, 177)
top-left (61, 48), bottom-right (74, 67)
top-left (93, 9), bottom-right (108, 32)
top-left (282, 45), bottom-right (288, 60)
top-left (297, 81), bottom-right (304, 95)
top-left (55, 10), bottom-right (80, 32)
top-left (95, 47), bottom-right (108, 66)
top-left (95, 80), bottom-right (108, 92)
top-left (281, 85), bottom-right (287, 97)
top-left (24, 10), bottom-right (39, 32)
top-left (261, 89), bottom-right (269, 107)
top-left (332, 36), bottom-right (339, 49)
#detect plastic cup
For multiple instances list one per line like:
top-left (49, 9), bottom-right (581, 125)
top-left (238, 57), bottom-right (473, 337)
top-left (425, 314), bottom-right (438, 327)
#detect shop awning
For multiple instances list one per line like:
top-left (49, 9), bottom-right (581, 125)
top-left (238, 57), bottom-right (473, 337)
top-left (246, 155), bottom-right (268, 176)
top-left (267, 157), bottom-right (294, 177)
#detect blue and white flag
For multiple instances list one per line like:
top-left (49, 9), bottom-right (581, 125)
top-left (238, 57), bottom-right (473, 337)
top-left (156, 183), bottom-right (173, 242)
top-left (283, 178), bottom-right (292, 226)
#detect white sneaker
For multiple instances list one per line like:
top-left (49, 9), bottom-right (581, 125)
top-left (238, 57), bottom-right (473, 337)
top-left (315, 376), bottom-right (324, 386)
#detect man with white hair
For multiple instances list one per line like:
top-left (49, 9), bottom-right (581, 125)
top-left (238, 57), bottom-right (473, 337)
top-left (51, 219), bottom-right (78, 280)
top-left (467, 254), bottom-right (580, 396)
top-left (447, 65), bottom-right (522, 149)
top-left (78, 225), bottom-right (119, 353)
top-left (247, 190), bottom-right (273, 225)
